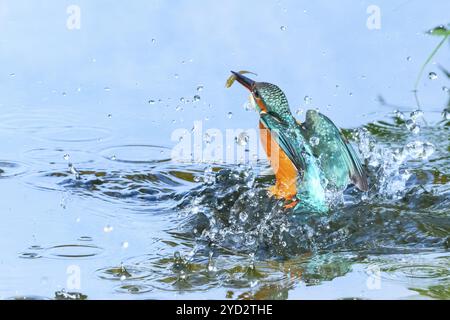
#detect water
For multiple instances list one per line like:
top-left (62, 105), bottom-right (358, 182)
top-left (0, 0), bottom-right (449, 300)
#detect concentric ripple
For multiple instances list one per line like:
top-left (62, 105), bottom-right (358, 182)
top-left (44, 244), bottom-right (104, 259)
top-left (23, 148), bottom-right (99, 165)
top-left (35, 126), bottom-right (112, 143)
top-left (99, 144), bottom-right (171, 164)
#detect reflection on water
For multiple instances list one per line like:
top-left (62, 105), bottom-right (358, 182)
top-left (0, 161), bottom-right (28, 178)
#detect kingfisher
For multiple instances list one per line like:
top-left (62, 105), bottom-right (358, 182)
top-left (228, 71), bottom-right (368, 213)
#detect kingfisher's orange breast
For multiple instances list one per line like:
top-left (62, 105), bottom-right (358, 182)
top-left (259, 121), bottom-right (298, 200)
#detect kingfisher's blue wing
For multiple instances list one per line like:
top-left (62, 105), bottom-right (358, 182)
top-left (260, 111), bottom-right (328, 213)
top-left (259, 112), bottom-right (307, 174)
top-left (300, 110), bottom-right (368, 191)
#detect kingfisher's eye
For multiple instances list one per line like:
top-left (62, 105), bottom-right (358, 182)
top-left (253, 90), bottom-right (260, 99)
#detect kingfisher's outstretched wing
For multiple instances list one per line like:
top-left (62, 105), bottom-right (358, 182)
top-left (300, 110), bottom-right (368, 191)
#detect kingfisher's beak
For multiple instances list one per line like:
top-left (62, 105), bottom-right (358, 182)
top-left (231, 71), bottom-right (255, 91)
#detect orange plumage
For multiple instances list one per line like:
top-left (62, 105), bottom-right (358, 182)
top-left (259, 121), bottom-right (298, 202)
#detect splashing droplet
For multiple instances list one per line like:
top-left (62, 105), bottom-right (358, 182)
top-left (394, 110), bottom-right (405, 120)
top-left (148, 100), bottom-right (155, 105)
top-left (203, 133), bottom-right (212, 144)
top-left (405, 119), bottom-right (420, 134)
top-left (280, 26), bottom-right (287, 31)
top-left (304, 96), bottom-right (312, 104)
top-left (405, 141), bottom-right (434, 159)
top-left (428, 72), bottom-right (437, 80)
top-left (103, 225), bottom-right (114, 233)
top-left (410, 110), bottom-right (424, 120)
top-left (235, 132), bottom-right (249, 146)
top-left (104, 87), bottom-right (111, 91)
top-left (68, 163), bottom-right (80, 179)
top-left (193, 95), bottom-right (201, 102)
top-left (309, 136), bottom-right (320, 146)
top-left (197, 85), bottom-right (204, 92)
top-left (239, 212), bottom-right (248, 222)
top-left (442, 109), bottom-right (450, 120)
top-left (227, 112), bottom-right (233, 119)
top-left (63, 154), bottom-right (70, 161)
top-left (406, 56), bottom-right (412, 62)
top-left (121, 241), bottom-right (129, 249)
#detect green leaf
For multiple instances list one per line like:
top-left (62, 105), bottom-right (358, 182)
top-left (427, 24), bottom-right (450, 36)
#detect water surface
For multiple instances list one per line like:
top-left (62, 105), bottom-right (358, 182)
top-left (0, 0), bottom-right (449, 299)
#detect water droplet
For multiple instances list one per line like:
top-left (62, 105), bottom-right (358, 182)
top-left (103, 225), bottom-right (114, 233)
top-left (62, 92), bottom-right (67, 96)
top-left (406, 56), bottom-right (412, 62)
top-left (148, 100), bottom-right (155, 105)
top-left (9, 73), bottom-right (15, 77)
top-left (180, 97), bottom-right (185, 103)
top-left (107, 114), bottom-right (112, 118)
top-left (122, 241), bottom-right (129, 249)
top-left (239, 211), bottom-right (248, 222)
top-left (428, 72), bottom-right (438, 80)
top-left (442, 86), bottom-right (449, 93)
top-left (151, 38), bottom-right (156, 44)
top-left (280, 25), bottom-right (287, 31)
top-left (442, 109), bottom-right (450, 120)
top-left (405, 141), bottom-right (434, 159)
top-left (120, 275), bottom-right (126, 281)
top-left (63, 154), bottom-right (70, 161)
top-left (394, 110), bottom-right (405, 120)
top-left (235, 132), bottom-right (249, 146)
top-left (309, 136), bottom-right (320, 146)
top-left (304, 96), bottom-right (312, 104)
top-left (104, 87), bottom-right (111, 91)
top-left (227, 112), bottom-right (233, 119)
top-left (174, 74), bottom-right (179, 79)
top-left (410, 110), bottom-right (423, 120)
top-left (349, 92), bottom-right (353, 97)
top-left (203, 133), bottom-right (212, 144)
top-left (197, 85), bottom-right (204, 92)
top-left (68, 163), bottom-right (80, 179)
top-left (110, 155), bottom-right (116, 161)
top-left (296, 108), bottom-right (304, 116)
top-left (405, 119), bottom-right (420, 134)
top-left (193, 95), bottom-right (201, 102)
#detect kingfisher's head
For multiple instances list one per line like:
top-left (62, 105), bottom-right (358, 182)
top-left (230, 71), bottom-right (293, 123)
